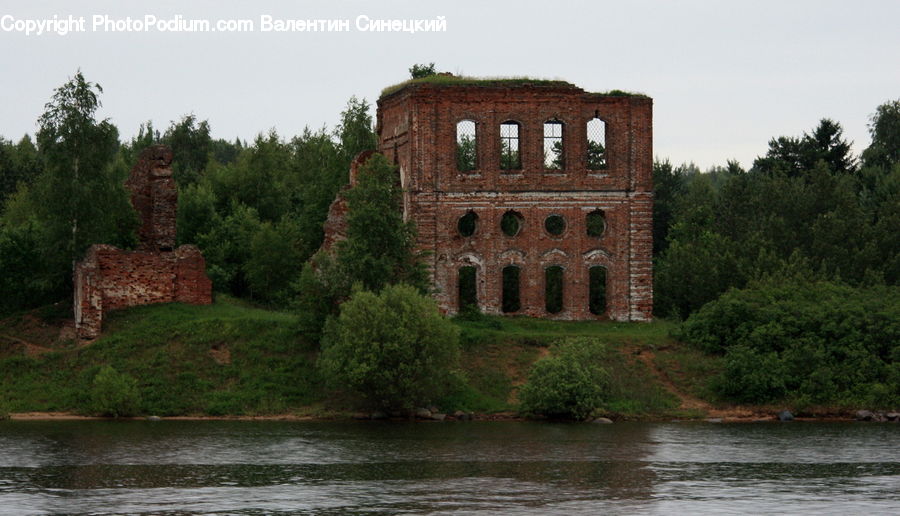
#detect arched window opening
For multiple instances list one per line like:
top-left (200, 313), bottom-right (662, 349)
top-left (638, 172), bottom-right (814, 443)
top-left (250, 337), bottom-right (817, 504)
top-left (500, 210), bottom-right (524, 237)
top-left (544, 214), bottom-right (566, 236)
top-left (545, 266), bottom-right (564, 314)
top-left (586, 209), bottom-right (606, 237)
top-left (502, 265), bottom-right (521, 313)
top-left (457, 211), bottom-right (478, 237)
top-left (458, 266), bottom-right (478, 311)
top-left (587, 117), bottom-right (607, 170)
top-left (589, 266), bottom-right (607, 315)
top-left (500, 121), bottom-right (521, 170)
top-left (544, 120), bottom-right (564, 170)
top-left (456, 120), bottom-right (477, 172)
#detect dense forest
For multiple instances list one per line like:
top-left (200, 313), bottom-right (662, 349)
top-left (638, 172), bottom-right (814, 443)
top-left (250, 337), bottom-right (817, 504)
top-left (1, 70), bottom-right (898, 412)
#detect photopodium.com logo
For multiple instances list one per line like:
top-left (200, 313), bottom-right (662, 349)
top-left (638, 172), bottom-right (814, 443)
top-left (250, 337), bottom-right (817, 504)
top-left (0, 14), bottom-right (448, 36)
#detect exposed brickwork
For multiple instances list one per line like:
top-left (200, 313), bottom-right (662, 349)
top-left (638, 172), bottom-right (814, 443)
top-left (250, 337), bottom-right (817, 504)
top-left (320, 150), bottom-right (377, 253)
top-left (375, 81), bottom-right (653, 321)
top-left (124, 145), bottom-right (177, 251)
top-left (74, 146), bottom-right (212, 339)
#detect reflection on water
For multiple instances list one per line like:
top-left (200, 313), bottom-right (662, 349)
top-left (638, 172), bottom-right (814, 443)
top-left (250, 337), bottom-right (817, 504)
top-left (0, 420), bottom-right (897, 514)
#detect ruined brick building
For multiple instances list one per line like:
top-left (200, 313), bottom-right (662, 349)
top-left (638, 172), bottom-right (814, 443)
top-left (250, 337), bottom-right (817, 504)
top-left (364, 78), bottom-right (653, 320)
top-left (74, 145), bottom-right (212, 339)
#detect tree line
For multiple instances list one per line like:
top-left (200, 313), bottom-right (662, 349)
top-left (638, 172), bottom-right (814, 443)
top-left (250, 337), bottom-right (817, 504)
top-left (1, 71), bottom-right (898, 324)
top-left (653, 107), bottom-right (900, 318)
top-left (0, 71), bottom-right (380, 314)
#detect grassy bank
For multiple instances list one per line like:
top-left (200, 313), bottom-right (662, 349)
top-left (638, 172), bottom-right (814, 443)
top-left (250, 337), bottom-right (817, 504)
top-left (1, 297), bottom-right (717, 419)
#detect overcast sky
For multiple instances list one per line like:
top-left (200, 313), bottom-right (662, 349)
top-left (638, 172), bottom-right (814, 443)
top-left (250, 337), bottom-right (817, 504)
top-left (1, 0), bottom-right (898, 170)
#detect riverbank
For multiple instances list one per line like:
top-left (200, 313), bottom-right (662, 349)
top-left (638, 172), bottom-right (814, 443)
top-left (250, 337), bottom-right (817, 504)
top-left (0, 297), bottom-right (891, 421)
top-left (5, 410), bottom-right (883, 423)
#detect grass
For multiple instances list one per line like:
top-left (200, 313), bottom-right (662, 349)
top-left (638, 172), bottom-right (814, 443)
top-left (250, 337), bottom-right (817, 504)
top-left (380, 74), bottom-right (650, 99)
top-left (0, 297), bottom-right (323, 416)
top-left (653, 347), bottom-right (724, 403)
top-left (380, 75), bottom-right (579, 98)
top-left (451, 314), bottom-right (686, 418)
top-left (0, 299), bottom-right (715, 419)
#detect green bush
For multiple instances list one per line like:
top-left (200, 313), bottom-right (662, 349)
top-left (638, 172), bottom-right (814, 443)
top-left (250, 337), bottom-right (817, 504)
top-left (90, 365), bottom-right (141, 417)
top-left (678, 281), bottom-right (900, 406)
top-left (518, 337), bottom-right (609, 420)
top-left (318, 284), bottom-right (460, 412)
top-left (713, 345), bottom-right (786, 403)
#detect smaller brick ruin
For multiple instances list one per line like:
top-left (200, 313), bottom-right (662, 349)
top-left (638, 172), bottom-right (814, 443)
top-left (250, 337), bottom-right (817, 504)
top-left (74, 145), bottom-right (212, 339)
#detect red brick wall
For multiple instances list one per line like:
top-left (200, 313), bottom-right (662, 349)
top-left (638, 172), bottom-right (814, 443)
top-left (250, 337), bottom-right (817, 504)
top-left (375, 82), bottom-right (653, 321)
top-left (74, 145), bottom-right (213, 339)
top-left (74, 245), bottom-right (212, 339)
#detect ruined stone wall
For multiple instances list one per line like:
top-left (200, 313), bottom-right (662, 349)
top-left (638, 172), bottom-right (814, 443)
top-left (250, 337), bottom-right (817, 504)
top-left (375, 82), bottom-right (653, 321)
top-left (74, 145), bottom-right (212, 339)
top-left (124, 145), bottom-right (178, 251)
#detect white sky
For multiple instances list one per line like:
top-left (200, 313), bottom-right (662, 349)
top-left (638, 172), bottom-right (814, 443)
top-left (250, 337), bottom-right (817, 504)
top-left (1, 0), bottom-right (898, 170)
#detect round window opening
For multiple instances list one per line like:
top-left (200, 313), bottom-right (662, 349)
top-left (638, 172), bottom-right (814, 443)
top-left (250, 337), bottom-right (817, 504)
top-left (544, 214), bottom-right (566, 236)
top-left (501, 210), bottom-right (524, 237)
top-left (457, 211), bottom-right (478, 237)
top-left (586, 210), bottom-right (606, 238)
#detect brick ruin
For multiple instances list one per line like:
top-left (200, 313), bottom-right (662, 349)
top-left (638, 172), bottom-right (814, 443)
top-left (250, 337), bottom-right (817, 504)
top-left (328, 79), bottom-right (653, 321)
top-left (74, 145), bottom-right (212, 339)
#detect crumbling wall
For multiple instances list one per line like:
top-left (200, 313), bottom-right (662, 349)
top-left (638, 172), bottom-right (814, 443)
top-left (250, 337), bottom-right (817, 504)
top-left (74, 145), bottom-right (212, 339)
top-left (319, 150), bottom-right (377, 253)
top-left (369, 81), bottom-right (653, 321)
top-left (124, 145), bottom-right (178, 251)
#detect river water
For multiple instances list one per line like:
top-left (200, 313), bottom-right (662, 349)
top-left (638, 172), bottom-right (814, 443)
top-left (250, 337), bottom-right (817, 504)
top-left (0, 420), bottom-right (897, 515)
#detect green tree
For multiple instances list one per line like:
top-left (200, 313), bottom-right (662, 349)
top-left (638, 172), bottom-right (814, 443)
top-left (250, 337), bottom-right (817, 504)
top-left (456, 134), bottom-right (476, 172)
top-left (336, 96), bottom-right (377, 166)
top-left (162, 114), bottom-right (212, 185)
top-left (32, 71), bottom-right (133, 275)
top-left (0, 220), bottom-right (56, 313)
top-left (176, 180), bottom-right (218, 246)
top-left (221, 131), bottom-right (292, 222)
top-left (245, 218), bottom-right (304, 304)
top-left (120, 121), bottom-right (160, 166)
top-left (197, 202), bottom-right (262, 295)
top-left (338, 153), bottom-right (427, 293)
top-left (90, 365), bottom-right (141, 417)
top-left (651, 159), bottom-right (686, 255)
top-left (752, 118), bottom-right (855, 177)
top-left (293, 251), bottom-right (352, 340)
top-left (318, 284), bottom-right (460, 412)
top-left (291, 127), bottom-right (345, 259)
top-left (409, 62), bottom-right (436, 79)
top-left (500, 140), bottom-right (520, 170)
top-left (586, 139), bottom-right (606, 170)
top-left (862, 99), bottom-right (900, 170)
top-left (294, 153), bottom-right (427, 338)
top-left (519, 337), bottom-right (610, 420)
top-left (0, 135), bottom-right (42, 204)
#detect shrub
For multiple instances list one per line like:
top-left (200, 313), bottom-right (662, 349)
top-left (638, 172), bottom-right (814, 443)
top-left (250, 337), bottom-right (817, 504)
top-left (90, 365), bottom-right (141, 417)
top-left (713, 345), bottom-right (786, 403)
top-left (318, 284), bottom-right (460, 412)
top-left (678, 281), bottom-right (900, 406)
top-left (519, 338), bottom-right (609, 420)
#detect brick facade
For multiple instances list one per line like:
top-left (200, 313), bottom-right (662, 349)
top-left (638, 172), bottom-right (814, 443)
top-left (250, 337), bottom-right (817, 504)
top-left (374, 80), bottom-right (653, 321)
top-left (74, 145), bottom-right (212, 339)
